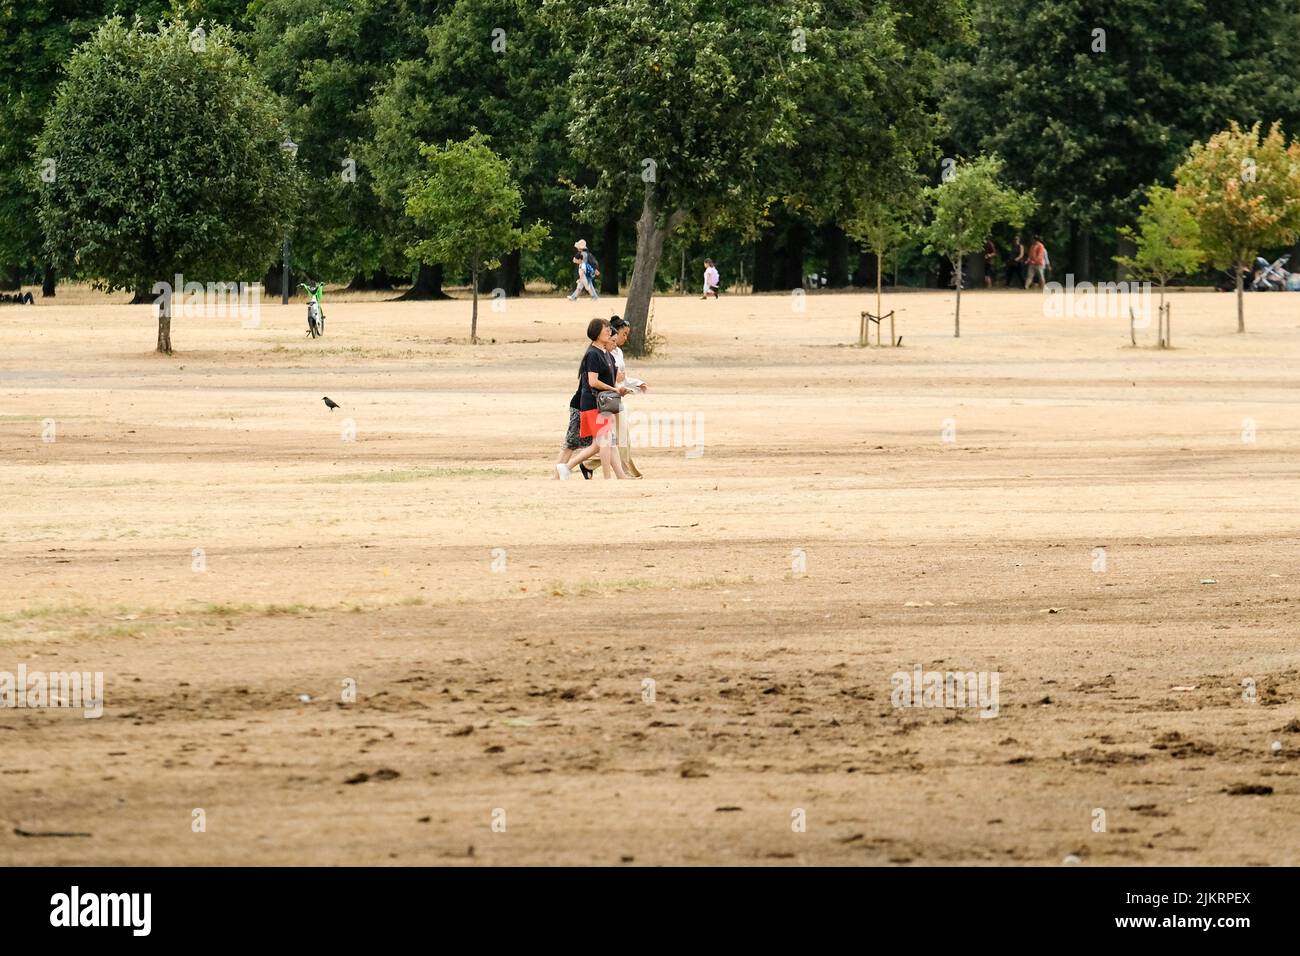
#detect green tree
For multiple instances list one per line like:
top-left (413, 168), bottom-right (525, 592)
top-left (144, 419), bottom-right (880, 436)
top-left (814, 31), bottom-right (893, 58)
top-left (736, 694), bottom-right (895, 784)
top-left (367, 0), bottom-right (575, 299)
top-left (247, 0), bottom-right (441, 290)
top-left (1174, 122), bottom-right (1300, 333)
top-left (548, 0), bottom-right (806, 356)
top-left (945, 0), bottom-right (1300, 279)
top-left (35, 18), bottom-right (297, 352)
top-left (0, 0), bottom-right (120, 293)
top-left (405, 133), bottom-right (547, 343)
top-left (0, 1), bottom-right (251, 294)
top-left (764, 0), bottom-right (963, 291)
top-left (923, 155), bottom-right (1035, 337)
top-left (1114, 185), bottom-right (1203, 326)
top-left (846, 195), bottom-right (920, 336)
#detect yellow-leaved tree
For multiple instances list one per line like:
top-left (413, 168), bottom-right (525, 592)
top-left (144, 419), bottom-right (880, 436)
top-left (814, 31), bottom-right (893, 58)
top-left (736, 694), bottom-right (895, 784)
top-left (1175, 122), bottom-right (1300, 333)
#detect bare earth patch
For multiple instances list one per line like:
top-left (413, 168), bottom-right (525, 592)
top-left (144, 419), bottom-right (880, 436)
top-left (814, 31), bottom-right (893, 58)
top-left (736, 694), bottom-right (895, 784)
top-left (0, 288), bottom-right (1297, 865)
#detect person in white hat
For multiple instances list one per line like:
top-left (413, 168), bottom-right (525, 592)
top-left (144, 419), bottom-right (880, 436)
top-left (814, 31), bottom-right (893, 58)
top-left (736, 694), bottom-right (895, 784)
top-left (567, 239), bottom-right (600, 301)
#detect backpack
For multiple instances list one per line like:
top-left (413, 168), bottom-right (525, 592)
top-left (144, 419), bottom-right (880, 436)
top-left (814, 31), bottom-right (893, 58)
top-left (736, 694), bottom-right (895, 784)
top-left (584, 252), bottom-right (600, 278)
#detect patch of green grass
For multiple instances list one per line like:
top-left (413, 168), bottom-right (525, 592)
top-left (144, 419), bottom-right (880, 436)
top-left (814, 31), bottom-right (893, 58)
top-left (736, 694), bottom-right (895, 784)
top-left (0, 604), bottom-right (159, 643)
top-left (545, 574), bottom-right (755, 598)
top-left (684, 575), bottom-right (756, 590)
top-left (71, 622), bottom-right (149, 641)
top-left (316, 466), bottom-right (511, 483)
top-left (547, 578), bottom-right (657, 597)
top-left (201, 603), bottom-right (246, 617)
top-left (0, 603), bottom-right (96, 623)
top-left (199, 602), bottom-right (315, 618)
top-left (343, 595), bottom-right (427, 612)
top-left (264, 603), bottom-right (311, 616)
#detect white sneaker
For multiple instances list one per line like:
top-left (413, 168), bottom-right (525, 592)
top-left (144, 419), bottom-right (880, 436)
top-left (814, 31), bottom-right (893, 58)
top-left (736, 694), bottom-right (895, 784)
top-left (556, 463), bottom-right (571, 480)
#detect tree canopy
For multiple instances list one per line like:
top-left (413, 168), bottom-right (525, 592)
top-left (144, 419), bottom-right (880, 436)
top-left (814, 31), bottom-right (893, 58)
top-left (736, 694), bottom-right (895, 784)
top-left (924, 155), bottom-right (1035, 336)
top-left (5, 0), bottom-right (1300, 344)
top-left (405, 133), bottom-right (547, 342)
top-left (36, 17), bottom-right (298, 350)
top-left (1174, 122), bottom-right (1300, 332)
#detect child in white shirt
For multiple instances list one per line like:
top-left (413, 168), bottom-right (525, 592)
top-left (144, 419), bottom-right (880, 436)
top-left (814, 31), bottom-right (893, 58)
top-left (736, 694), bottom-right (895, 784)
top-left (702, 259), bottom-right (720, 298)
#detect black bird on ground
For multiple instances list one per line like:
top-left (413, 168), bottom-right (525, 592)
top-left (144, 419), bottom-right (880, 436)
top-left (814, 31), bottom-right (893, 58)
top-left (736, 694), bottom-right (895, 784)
top-left (322, 397), bottom-right (340, 411)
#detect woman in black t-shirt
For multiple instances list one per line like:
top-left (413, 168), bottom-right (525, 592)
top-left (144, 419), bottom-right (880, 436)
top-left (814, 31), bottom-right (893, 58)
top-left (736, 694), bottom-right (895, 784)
top-left (556, 318), bottom-right (633, 479)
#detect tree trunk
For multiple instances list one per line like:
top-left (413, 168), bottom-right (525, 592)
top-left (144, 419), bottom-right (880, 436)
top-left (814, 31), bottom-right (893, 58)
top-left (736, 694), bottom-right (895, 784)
top-left (263, 263), bottom-right (282, 298)
top-left (478, 250), bottom-right (524, 296)
top-left (854, 248), bottom-right (877, 288)
top-left (953, 256), bottom-right (962, 338)
top-left (42, 263), bottom-right (56, 297)
top-left (1069, 223), bottom-right (1091, 282)
top-left (752, 227), bottom-right (780, 292)
top-left (876, 251), bottom-right (883, 321)
top-left (824, 225), bottom-right (850, 288)
top-left (1236, 264), bottom-right (1245, 333)
top-left (348, 269), bottom-right (399, 291)
top-left (601, 216), bottom-right (620, 294)
top-left (1116, 235), bottom-right (1137, 282)
top-left (505, 249), bottom-right (524, 296)
top-left (470, 265), bottom-right (479, 344)
top-left (1158, 281), bottom-right (1166, 346)
top-left (156, 293), bottom-right (172, 354)
top-left (398, 262), bottom-right (449, 300)
top-left (934, 256), bottom-right (951, 290)
top-left (779, 221), bottom-right (806, 290)
top-left (623, 185), bottom-right (683, 357)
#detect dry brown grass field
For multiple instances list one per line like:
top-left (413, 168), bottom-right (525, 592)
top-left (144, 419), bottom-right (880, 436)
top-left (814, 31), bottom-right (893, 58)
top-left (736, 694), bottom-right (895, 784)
top-left (1, 283), bottom-right (1297, 866)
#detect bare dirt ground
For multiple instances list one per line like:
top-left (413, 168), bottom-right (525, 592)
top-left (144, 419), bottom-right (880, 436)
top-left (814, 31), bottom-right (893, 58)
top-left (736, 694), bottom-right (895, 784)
top-left (1, 283), bottom-right (1297, 866)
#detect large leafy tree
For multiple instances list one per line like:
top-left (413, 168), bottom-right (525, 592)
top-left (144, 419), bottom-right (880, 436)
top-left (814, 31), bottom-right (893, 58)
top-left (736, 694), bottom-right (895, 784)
top-left (945, 0), bottom-right (1300, 279)
top-left (367, 0), bottom-right (576, 298)
top-left (405, 134), bottom-right (547, 343)
top-left (761, 0), bottom-right (965, 291)
top-left (247, 0), bottom-right (440, 291)
top-left (548, 0), bottom-right (809, 356)
top-left (0, 0), bottom-right (121, 292)
top-left (923, 155), bottom-right (1035, 337)
top-left (36, 18), bottom-right (297, 352)
top-left (0, 1), bottom-right (249, 293)
top-left (1175, 122), bottom-right (1300, 333)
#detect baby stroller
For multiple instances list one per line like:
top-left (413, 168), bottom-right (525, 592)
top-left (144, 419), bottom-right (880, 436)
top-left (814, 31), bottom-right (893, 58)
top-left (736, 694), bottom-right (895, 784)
top-left (300, 281), bottom-right (325, 336)
top-left (1251, 255), bottom-right (1291, 292)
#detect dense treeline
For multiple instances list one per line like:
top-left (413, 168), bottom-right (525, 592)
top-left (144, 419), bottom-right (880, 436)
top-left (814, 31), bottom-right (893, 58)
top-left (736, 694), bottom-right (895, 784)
top-left (4, 0), bottom-right (1300, 306)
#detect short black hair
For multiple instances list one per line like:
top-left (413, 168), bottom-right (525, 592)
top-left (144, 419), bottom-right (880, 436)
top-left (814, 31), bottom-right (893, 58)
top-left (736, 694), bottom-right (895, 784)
top-left (609, 316), bottom-right (629, 331)
top-left (586, 318), bottom-right (608, 341)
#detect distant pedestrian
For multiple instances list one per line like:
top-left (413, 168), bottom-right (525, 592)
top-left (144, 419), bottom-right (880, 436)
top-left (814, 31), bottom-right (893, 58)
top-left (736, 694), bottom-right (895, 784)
top-left (983, 239), bottom-right (998, 288)
top-left (1025, 235), bottom-right (1048, 290)
top-left (567, 239), bottom-right (599, 301)
top-left (1006, 234), bottom-right (1025, 287)
top-left (702, 258), bottom-right (720, 299)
